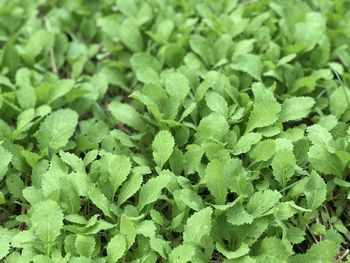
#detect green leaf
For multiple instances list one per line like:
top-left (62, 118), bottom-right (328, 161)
top-left (247, 190), bottom-right (282, 216)
top-left (183, 207), bottom-right (213, 245)
top-left (109, 101), bottom-right (145, 131)
top-left (205, 159), bottom-right (227, 205)
top-left (233, 132), bottom-right (262, 155)
top-left (75, 235), bottom-right (96, 258)
top-left (227, 203), bottom-right (254, 225)
top-left (280, 97), bottom-right (315, 122)
top-left (304, 172), bottom-right (327, 210)
top-left (205, 91), bottom-right (228, 117)
top-left (36, 109), bottom-right (78, 151)
top-left (189, 35), bottom-right (214, 66)
top-left (0, 228), bottom-right (11, 260)
top-left (169, 244), bottom-right (195, 263)
top-left (107, 234), bottom-right (126, 263)
top-left (308, 145), bottom-right (344, 177)
top-left (15, 68), bottom-right (36, 109)
top-left (165, 71), bottom-right (190, 101)
top-left (137, 171), bottom-right (171, 211)
top-left (118, 172), bottom-right (143, 206)
top-left (249, 140), bottom-right (275, 164)
top-left (118, 18), bottom-right (143, 52)
top-left (231, 53), bottom-right (263, 81)
top-left (152, 130), bottom-right (175, 169)
top-left (130, 53), bottom-right (160, 84)
top-left (31, 200), bottom-right (63, 253)
top-left (106, 154), bottom-right (131, 200)
top-left (246, 98), bottom-right (281, 133)
top-left (254, 236), bottom-right (291, 262)
top-left (272, 149), bottom-right (296, 188)
top-left (329, 87), bottom-right (350, 118)
top-left (0, 146), bottom-right (12, 180)
top-left (216, 242), bottom-right (250, 259)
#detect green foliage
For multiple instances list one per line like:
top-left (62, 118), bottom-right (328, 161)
top-left (1, 0), bottom-right (350, 262)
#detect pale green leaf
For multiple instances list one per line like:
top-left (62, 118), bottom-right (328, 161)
top-left (152, 130), bottom-right (175, 169)
top-left (107, 234), bottom-right (126, 263)
top-left (183, 207), bottom-right (213, 245)
top-left (137, 171), bottom-right (171, 211)
top-left (36, 109), bottom-right (78, 151)
top-left (205, 159), bottom-right (227, 205)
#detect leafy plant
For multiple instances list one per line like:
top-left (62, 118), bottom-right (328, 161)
top-left (0, 0), bottom-right (350, 262)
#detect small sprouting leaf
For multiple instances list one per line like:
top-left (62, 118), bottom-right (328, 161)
top-left (227, 203), bottom-right (254, 225)
top-left (107, 234), bottom-right (126, 263)
top-left (183, 207), bottom-right (213, 245)
top-left (280, 97), bottom-right (315, 122)
top-left (137, 171), bottom-right (171, 211)
top-left (304, 172), bottom-right (327, 210)
top-left (245, 98), bottom-right (281, 133)
top-left (205, 91), bottom-right (228, 117)
top-left (233, 132), bottom-right (262, 155)
top-left (272, 149), bottom-right (296, 188)
top-left (31, 200), bottom-right (63, 250)
top-left (247, 190), bottom-right (282, 216)
top-left (169, 244), bottom-right (195, 263)
top-left (106, 154), bottom-right (131, 199)
top-left (36, 109), bottom-right (78, 151)
top-left (152, 130), bottom-right (175, 169)
top-left (75, 235), bottom-right (96, 258)
top-left (205, 159), bottom-right (227, 205)
top-left (165, 71), bottom-right (190, 101)
top-left (0, 146), bottom-right (12, 180)
top-left (109, 101), bottom-right (145, 131)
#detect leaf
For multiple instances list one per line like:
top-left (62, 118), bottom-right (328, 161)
top-left (272, 149), bottom-right (296, 187)
top-left (87, 184), bottom-right (112, 218)
top-left (183, 207), bottom-right (213, 245)
top-left (31, 200), bottom-right (63, 251)
top-left (216, 242), bottom-right (250, 259)
top-left (75, 235), bottom-right (96, 258)
top-left (308, 145), bottom-right (344, 177)
top-left (0, 146), bottom-right (12, 180)
top-left (280, 97), bottom-right (315, 122)
top-left (246, 98), bottom-right (281, 132)
top-left (118, 18), bottom-right (143, 52)
top-left (304, 172), bottom-right (327, 210)
top-left (15, 68), bottom-right (36, 109)
top-left (0, 228), bottom-right (11, 260)
top-left (107, 154), bottom-right (131, 199)
top-left (231, 53), bottom-right (263, 81)
top-left (137, 171), bottom-right (171, 211)
top-left (294, 12), bottom-right (326, 51)
top-left (60, 150), bottom-right (85, 173)
top-left (35, 109), bottom-right (78, 151)
top-left (329, 87), bottom-right (350, 118)
top-left (118, 172), bottom-right (143, 206)
top-left (189, 35), bottom-right (214, 66)
top-left (227, 203), bottom-right (254, 225)
top-left (249, 140), bottom-right (275, 164)
top-left (169, 244), bottom-right (195, 263)
top-left (107, 234), bottom-right (126, 263)
top-left (247, 190), bottom-right (282, 216)
top-left (233, 132), bottom-right (262, 155)
top-left (195, 113), bottom-right (229, 143)
top-left (205, 91), bottom-right (228, 117)
top-left (165, 71), bottom-right (190, 101)
top-left (109, 101), bottom-right (145, 131)
top-left (130, 53), bottom-right (160, 84)
top-left (152, 130), bottom-right (175, 169)
top-left (173, 188), bottom-right (204, 211)
top-left (254, 236), bottom-right (291, 262)
top-left (205, 159), bottom-right (227, 205)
